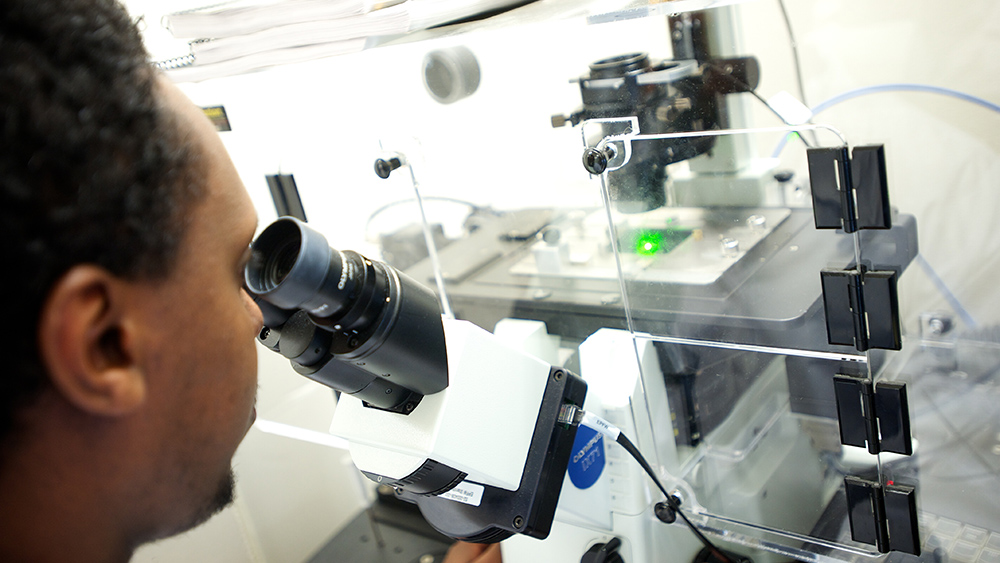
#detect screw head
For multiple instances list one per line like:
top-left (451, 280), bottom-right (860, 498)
top-left (773, 170), bottom-right (794, 183)
top-left (721, 237), bottom-right (740, 257)
top-left (374, 157), bottom-right (402, 179)
top-left (654, 501), bottom-right (676, 524)
top-left (601, 293), bottom-right (622, 305)
top-left (542, 227), bottom-right (562, 245)
top-left (583, 147), bottom-right (609, 174)
top-left (512, 515), bottom-right (524, 528)
top-left (532, 289), bottom-right (552, 300)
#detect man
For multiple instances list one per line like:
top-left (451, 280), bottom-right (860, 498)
top-left (0, 1), bottom-right (499, 562)
top-left (1, 0), bottom-right (263, 559)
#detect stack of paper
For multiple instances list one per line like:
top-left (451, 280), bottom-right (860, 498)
top-left (157, 0), bottom-right (534, 82)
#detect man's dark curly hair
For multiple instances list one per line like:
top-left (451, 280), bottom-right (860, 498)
top-left (0, 0), bottom-right (205, 444)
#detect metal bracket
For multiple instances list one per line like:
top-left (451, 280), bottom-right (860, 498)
top-left (833, 375), bottom-right (913, 455)
top-left (821, 267), bottom-right (901, 351)
top-left (844, 476), bottom-right (920, 555)
top-left (808, 145), bottom-right (890, 233)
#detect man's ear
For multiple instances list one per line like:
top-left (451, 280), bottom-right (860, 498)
top-left (37, 265), bottom-right (147, 417)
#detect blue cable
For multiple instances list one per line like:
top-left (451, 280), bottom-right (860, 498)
top-left (915, 254), bottom-right (978, 329)
top-left (770, 83), bottom-right (1000, 158)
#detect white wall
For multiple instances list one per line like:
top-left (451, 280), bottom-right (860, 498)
top-left (737, 0), bottom-right (1000, 331)
top-left (123, 1), bottom-right (1000, 560)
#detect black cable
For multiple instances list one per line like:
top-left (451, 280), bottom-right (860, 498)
top-left (704, 62), bottom-right (811, 149)
top-left (774, 0), bottom-right (821, 147)
top-left (616, 433), bottom-right (735, 563)
top-left (775, 0), bottom-right (808, 108)
top-left (561, 406), bottom-right (736, 563)
top-left (363, 196), bottom-right (485, 243)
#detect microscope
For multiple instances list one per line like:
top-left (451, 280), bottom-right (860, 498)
top-left (244, 216), bottom-right (587, 542)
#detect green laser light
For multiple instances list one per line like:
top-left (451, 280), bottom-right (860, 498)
top-left (635, 231), bottom-right (663, 256)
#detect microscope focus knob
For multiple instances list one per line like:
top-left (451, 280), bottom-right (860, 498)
top-left (581, 537), bottom-right (625, 563)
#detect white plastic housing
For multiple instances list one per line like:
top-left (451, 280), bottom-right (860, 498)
top-left (330, 317), bottom-right (550, 491)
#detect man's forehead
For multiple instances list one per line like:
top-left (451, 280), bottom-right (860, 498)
top-left (154, 75), bottom-right (219, 152)
top-left (154, 75), bottom-right (256, 240)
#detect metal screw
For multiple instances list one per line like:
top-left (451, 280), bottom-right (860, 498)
top-left (920, 312), bottom-right (955, 339)
top-left (542, 227), bottom-right (562, 245)
top-left (721, 237), bottom-right (740, 257)
top-left (348, 336), bottom-right (360, 348)
top-left (512, 515), bottom-right (524, 528)
top-left (654, 501), bottom-right (677, 524)
top-left (601, 293), bottom-right (622, 305)
top-left (929, 318), bottom-right (945, 335)
top-left (774, 170), bottom-right (795, 183)
top-left (747, 214), bottom-right (767, 232)
top-left (374, 157), bottom-right (403, 179)
top-left (554, 371), bottom-right (564, 381)
top-left (582, 144), bottom-right (617, 175)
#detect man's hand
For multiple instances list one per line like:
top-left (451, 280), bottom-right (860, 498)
top-left (442, 541), bottom-right (502, 563)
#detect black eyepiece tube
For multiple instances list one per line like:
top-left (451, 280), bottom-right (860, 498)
top-left (245, 217), bottom-right (449, 401)
top-left (249, 293), bottom-right (294, 328)
top-left (294, 356), bottom-right (418, 411)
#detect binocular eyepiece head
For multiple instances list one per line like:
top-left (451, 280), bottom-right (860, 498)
top-left (245, 217), bottom-right (449, 410)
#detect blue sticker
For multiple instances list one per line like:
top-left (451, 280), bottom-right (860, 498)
top-left (567, 424), bottom-right (605, 489)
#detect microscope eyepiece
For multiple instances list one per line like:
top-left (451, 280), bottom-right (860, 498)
top-left (246, 217), bottom-right (343, 314)
top-left (261, 239), bottom-right (298, 290)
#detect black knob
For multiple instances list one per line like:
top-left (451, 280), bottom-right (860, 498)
top-left (773, 170), bottom-right (794, 183)
top-left (655, 494), bottom-right (683, 524)
top-left (654, 501), bottom-right (677, 524)
top-left (581, 537), bottom-right (624, 563)
top-left (374, 157), bottom-right (403, 179)
top-left (582, 145), bottom-right (617, 175)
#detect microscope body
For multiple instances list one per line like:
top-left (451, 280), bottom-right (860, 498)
top-left (334, 317), bottom-right (553, 492)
